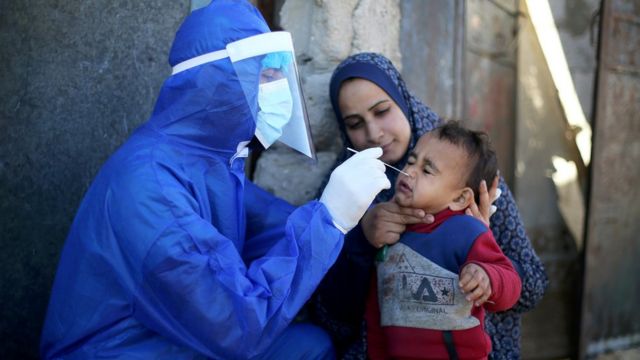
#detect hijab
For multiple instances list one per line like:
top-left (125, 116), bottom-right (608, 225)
top-left (327, 52), bottom-right (442, 202)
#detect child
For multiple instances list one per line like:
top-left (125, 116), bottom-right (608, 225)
top-left (365, 121), bottom-right (522, 360)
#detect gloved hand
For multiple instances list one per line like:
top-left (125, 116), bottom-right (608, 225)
top-left (320, 147), bottom-right (391, 233)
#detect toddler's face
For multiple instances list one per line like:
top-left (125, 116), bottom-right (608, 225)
top-left (394, 133), bottom-right (471, 213)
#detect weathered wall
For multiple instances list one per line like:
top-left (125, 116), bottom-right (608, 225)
top-left (516, 0), bottom-right (599, 357)
top-left (581, 0), bottom-right (640, 357)
top-left (516, 10), bottom-right (581, 356)
top-left (400, 0), bottom-right (464, 121)
top-left (0, 1), bottom-right (188, 358)
top-left (548, 0), bottom-right (600, 123)
top-left (464, 0), bottom-right (519, 187)
top-left (401, 0), bottom-right (520, 187)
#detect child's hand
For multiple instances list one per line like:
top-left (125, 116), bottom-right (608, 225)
top-left (459, 263), bottom-right (492, 306)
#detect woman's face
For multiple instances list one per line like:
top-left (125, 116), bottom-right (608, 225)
top-left (338, 78), bottom-right (411, 164)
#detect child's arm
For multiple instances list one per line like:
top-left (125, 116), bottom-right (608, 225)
top-left (459, 231), bottom-right (522, 312)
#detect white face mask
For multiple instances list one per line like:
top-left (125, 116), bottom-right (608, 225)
top-left (255, 78), bottom-right (293, 149)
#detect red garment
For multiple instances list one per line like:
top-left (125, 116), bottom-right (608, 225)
top-left (365, 209), bottom-right (521, 360)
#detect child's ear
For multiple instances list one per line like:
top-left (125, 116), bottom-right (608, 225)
top-left (449, 188), bottom-right (474, 211)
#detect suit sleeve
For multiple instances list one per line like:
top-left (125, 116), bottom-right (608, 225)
top-left (464, 230), bottom-right (522, 312)
top-left (311, 223), bottom-right (377, 354)
top-left (110, 174), bottom-right (344, 359)
top-left (242, 180), bottom-right (296, 263)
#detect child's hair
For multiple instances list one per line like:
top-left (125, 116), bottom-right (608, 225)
top-left (432, 120), bottom-right (498, 203)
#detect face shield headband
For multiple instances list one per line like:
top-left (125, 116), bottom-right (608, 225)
top-left (171, 32), bottom-right (315, 159)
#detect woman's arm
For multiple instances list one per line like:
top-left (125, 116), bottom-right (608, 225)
top-left (489, 178), bottom-right (548, 313)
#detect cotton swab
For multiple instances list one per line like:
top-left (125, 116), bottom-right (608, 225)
top-left (347, 147), bottom-right (409, 176)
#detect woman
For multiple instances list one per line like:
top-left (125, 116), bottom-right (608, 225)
top-left (311, 53), bottom-right (548, 359)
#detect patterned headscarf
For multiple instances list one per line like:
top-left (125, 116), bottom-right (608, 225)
top-left (327, 52), bottom-right (442, 202)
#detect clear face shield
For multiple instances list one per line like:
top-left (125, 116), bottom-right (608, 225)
top-left (172, 32), bottom-right (315, 159)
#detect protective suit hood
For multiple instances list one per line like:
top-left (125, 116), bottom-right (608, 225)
top-left (149, 0), bottom-right (269, 154)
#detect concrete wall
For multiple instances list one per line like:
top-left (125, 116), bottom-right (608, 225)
top-left (0, 1), bottom-right (189, 357)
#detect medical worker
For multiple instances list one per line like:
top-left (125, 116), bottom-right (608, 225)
top-left (40, 1), bottom-right (390, 359)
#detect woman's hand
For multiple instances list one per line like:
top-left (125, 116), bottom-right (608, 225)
top-left (360, 200), bottom-right (433, 248)
top-left (465, 175), bottom-right (500, 227)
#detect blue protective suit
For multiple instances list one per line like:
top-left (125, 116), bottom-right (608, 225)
top-left (40, 1), bottom-right (344, 358)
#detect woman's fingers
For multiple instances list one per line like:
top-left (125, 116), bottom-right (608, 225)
top-left (488, 175), bottom-right (500, 203)
top-left (383, 199), bottom-right (431, 224)
top-left (467, 176), bottom-right (501, 225)
top-left (386, 200), bottom-right (426, 218)
top-left (367, 231), bottom-right (401, 248)
top-left (362, 200), bottom-right (434, 249)
top-left (466, 197), bottom-right (489, 227)
top-left (362, 203), bottom-right (408, 248)
top-left (478, 180), bottom-right (490, 218)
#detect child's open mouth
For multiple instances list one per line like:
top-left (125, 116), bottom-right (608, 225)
top-left (397, 179), bottom-right (413, 195)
